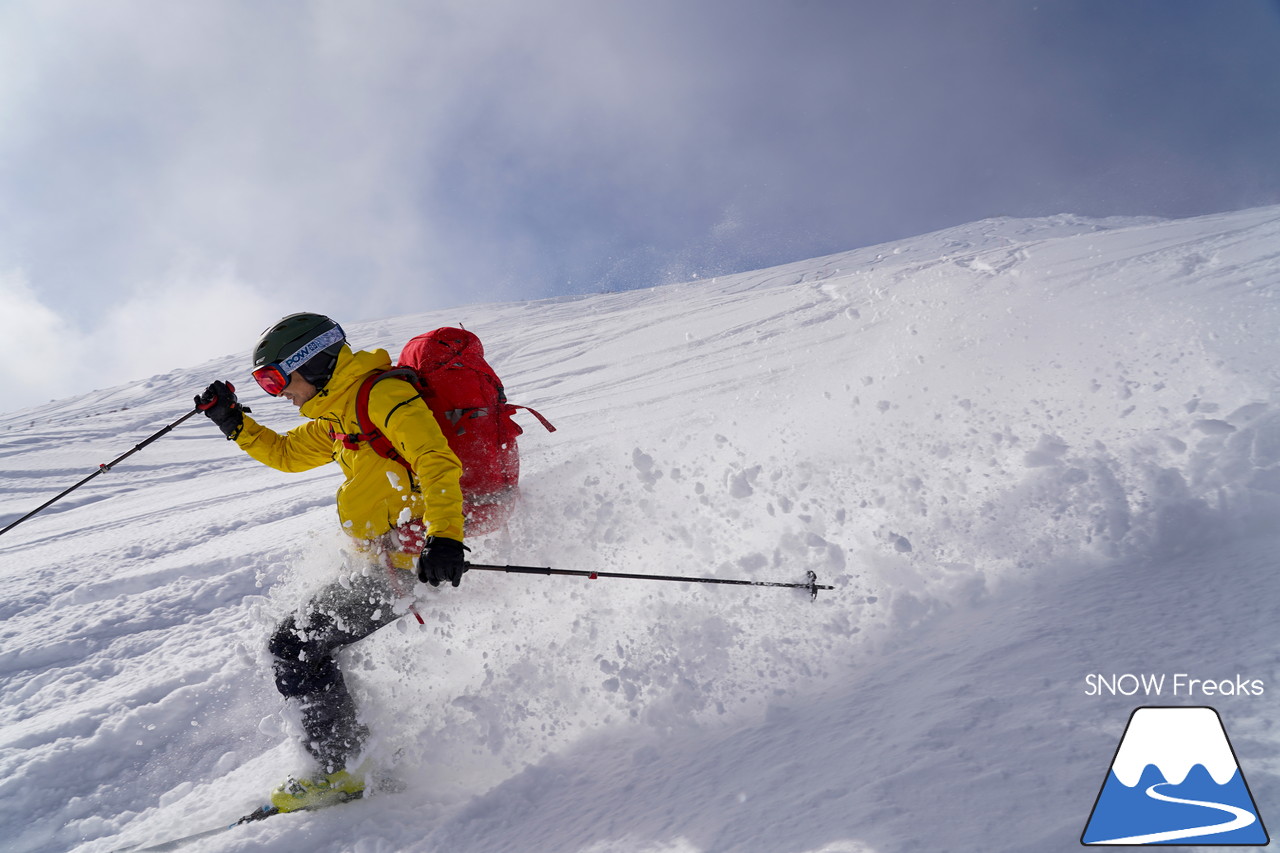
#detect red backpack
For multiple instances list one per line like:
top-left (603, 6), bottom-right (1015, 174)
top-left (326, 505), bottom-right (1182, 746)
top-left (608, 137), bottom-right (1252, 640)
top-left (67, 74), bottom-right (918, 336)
top-left (350, 327), bottom-right (554, 536)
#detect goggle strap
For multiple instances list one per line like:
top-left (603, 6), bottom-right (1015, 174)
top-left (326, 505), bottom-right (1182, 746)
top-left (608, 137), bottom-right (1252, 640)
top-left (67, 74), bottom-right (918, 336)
top-left (280, 325), bottom-right (345, 374)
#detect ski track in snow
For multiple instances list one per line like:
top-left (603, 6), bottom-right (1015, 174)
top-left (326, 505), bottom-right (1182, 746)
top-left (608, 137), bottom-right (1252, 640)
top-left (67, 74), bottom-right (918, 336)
top-left (1, 207), bottom-right (1279, 852)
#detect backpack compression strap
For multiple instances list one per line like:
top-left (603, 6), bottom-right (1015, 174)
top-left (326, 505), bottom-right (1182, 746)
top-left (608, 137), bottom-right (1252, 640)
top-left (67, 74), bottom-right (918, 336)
top-left (509, 405), bottom-right (557, 433)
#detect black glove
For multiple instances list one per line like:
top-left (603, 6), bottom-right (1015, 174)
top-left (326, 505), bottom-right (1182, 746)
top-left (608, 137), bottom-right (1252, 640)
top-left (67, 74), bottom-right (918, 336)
top-left (417, 536), bottom-right (469, 587)
top-left (196, 380), bottom-right (249, 440)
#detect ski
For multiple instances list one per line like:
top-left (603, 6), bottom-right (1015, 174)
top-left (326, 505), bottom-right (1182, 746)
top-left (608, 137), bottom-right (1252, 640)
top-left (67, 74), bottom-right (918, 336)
top-left (115, 804), bottom-right (279, 852)
top-left (118, 794), bottom-right (359, 852)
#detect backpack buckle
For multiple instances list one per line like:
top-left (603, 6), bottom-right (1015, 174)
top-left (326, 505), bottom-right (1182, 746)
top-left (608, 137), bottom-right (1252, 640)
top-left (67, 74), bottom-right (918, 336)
top-left (329, 429), bottom-right (366, 451)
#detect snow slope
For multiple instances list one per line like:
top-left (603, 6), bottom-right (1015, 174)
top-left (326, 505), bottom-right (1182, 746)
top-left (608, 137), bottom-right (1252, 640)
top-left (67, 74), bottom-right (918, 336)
top-left (2, 205), bottom-right (1279, 852)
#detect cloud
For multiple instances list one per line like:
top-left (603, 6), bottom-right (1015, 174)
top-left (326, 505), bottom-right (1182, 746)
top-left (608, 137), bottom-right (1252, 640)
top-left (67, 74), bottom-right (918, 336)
top-left (0, 2), bottom-right (467, 318)
top-left (0, 0), bottom-right (723, 328)
top-left (2, 0), bottom-right (1280, 414)
top-left (0, 271), bottom-right (78, 406)
top-left (0, 263), bottom-right (280, 411)
top-left (85, 269), bottom-right (280, 390)
top-left (0, 1), bottom-right (513, 412)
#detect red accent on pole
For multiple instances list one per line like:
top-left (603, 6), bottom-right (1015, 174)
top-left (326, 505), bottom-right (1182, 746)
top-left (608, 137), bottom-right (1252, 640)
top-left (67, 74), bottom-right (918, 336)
top-left (589, 572), bottom-right (598, 579)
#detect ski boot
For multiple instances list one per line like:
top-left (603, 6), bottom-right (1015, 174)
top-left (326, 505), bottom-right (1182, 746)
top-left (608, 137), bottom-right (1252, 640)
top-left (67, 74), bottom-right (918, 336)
top-left (269, 767), bottom-right (365, 813)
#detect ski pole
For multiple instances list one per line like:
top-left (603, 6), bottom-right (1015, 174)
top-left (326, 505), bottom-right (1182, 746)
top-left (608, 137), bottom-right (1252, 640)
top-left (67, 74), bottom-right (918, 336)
top-left (466, 563), bottom-right (835, 601)
top-left (0, 406), bottom-right (202, 538)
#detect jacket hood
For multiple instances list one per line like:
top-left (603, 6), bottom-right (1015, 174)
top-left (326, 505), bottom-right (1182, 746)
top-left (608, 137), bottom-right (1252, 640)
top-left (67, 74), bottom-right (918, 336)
top-left (298, 344), bottom-right (392, 420)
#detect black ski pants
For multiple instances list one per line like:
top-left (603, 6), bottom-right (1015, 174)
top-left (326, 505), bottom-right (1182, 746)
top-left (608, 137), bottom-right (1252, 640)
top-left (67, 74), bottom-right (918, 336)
top-left (267, 570), bottom-right (403, 772)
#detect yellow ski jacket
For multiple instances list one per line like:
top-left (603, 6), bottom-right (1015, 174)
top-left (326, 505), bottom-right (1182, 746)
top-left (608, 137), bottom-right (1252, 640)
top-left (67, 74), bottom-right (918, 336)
top-left (234, 345), bottom-right (465, 544)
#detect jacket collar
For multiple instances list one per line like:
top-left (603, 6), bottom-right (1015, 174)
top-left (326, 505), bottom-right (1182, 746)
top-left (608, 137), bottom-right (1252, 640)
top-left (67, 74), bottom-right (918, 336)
top-left (299, 345), bottom-right (393, 420)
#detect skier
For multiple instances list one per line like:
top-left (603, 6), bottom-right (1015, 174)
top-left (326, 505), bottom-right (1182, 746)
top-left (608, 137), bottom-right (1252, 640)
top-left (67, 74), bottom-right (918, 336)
top-left (195, 312), bottom-right (467, 812)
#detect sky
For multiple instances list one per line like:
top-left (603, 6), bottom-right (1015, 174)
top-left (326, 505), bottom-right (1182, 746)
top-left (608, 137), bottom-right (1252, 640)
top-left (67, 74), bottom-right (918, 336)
top-left (2, 0), bottom-right (1280, 414)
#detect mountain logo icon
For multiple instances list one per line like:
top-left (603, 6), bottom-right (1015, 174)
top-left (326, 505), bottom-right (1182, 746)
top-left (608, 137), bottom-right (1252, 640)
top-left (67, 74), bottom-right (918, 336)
top-left (1082, 706), bottom-right (1269, 846)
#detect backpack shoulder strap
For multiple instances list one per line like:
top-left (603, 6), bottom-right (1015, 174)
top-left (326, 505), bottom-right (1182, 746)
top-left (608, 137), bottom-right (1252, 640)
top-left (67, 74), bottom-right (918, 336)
top-left (337, 368), bottom-right (421, 471)
top-left (362, 367), bottom-right (422, 428)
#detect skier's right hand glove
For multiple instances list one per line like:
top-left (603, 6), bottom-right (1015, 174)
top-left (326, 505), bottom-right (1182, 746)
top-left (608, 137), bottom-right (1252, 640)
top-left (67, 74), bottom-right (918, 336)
top-left (196, 380), bottom-right (248, 441)
top-left (417, 536), bottom-right (469, 588)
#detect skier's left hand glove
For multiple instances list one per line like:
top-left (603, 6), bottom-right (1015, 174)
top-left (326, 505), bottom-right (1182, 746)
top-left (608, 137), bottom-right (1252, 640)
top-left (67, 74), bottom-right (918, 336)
top-left (196, 380), bottom-right (249, 441)
top-left (417, 536), bottom-right (469, 588)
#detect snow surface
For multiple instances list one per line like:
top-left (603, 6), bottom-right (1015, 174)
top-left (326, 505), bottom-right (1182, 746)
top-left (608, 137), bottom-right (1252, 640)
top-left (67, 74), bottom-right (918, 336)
top-left (2, 206), bottom-right (1280, 852)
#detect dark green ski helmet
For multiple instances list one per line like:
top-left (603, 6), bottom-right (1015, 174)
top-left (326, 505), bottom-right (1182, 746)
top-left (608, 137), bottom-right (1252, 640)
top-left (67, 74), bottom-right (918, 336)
top-left (253, 312), bottom-right (346, 390)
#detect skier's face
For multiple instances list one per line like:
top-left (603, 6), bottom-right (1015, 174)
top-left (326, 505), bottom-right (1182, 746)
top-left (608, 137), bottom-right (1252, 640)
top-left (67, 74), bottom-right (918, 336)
top-left (281, 372), bottom-right (318, 407)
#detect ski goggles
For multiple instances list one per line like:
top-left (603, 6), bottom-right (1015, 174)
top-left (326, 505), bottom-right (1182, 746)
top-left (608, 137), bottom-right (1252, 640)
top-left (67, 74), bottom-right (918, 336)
top-left (251, 363), bottom-right (292, 396)
top-left (252, 324), bottom-right (345, 396)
